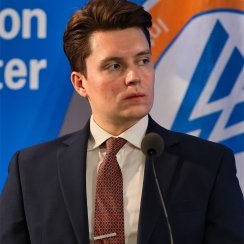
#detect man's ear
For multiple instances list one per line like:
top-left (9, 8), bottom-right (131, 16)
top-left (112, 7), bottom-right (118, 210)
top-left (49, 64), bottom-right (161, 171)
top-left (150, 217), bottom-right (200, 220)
top-left (70, 71), bottom-right (88, 98)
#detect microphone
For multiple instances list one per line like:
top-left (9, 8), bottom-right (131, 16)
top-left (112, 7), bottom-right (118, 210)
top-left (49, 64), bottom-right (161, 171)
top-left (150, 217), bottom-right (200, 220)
top-left (141, 133), bottom-right (174, 244)
top-left (141, 132), bottom-right (165, 157)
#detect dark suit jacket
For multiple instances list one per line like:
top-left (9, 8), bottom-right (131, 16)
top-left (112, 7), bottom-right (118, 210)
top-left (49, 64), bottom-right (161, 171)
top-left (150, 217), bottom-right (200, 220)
top-left (0, 117), bottom-right (243, 244)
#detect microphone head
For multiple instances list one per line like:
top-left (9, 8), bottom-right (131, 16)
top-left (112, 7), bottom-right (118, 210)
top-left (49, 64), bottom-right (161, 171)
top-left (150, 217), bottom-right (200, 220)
top-left (141, 132), bottom-right (165, 157)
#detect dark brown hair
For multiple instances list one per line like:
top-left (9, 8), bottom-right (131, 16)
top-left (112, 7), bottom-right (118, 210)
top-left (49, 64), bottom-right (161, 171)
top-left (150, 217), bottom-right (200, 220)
top-left (63, 0), bottom-right (152, 74)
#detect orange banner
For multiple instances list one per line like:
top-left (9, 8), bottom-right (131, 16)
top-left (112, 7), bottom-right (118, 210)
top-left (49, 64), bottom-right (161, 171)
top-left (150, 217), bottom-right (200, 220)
top-left (149, 0), bottom-right (244, 63)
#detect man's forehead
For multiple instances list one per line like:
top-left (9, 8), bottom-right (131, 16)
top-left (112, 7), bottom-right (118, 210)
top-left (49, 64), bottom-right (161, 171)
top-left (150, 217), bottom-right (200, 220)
top-left (88, 28), bottom-right (150, 58)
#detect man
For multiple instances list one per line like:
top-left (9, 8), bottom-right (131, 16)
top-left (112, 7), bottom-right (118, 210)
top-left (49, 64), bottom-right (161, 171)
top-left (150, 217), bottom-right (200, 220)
top-left (0, 0), bottom-right (243, 243)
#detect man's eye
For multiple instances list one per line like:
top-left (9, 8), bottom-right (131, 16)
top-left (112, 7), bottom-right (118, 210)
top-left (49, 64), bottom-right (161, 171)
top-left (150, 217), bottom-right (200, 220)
top-left (138, 57), bottom-right (150, 65)
top-left (107, 63), bottom-right (121, 71)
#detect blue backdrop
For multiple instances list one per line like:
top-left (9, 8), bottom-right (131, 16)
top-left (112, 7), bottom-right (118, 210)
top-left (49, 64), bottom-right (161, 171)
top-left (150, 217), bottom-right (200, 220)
top-left (0, 0), bottom-right (145, 192)
top-left (1, 0), bottom-right (243, 193)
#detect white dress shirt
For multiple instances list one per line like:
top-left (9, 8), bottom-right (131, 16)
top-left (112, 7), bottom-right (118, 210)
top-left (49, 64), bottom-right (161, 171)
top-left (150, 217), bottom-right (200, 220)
top-left (86, 115), bottom-right (148, 243)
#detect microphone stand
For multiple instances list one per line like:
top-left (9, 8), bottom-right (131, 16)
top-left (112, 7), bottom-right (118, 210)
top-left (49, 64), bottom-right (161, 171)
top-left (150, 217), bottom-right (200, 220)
top-left (149, 151), bottom-right (174, 244)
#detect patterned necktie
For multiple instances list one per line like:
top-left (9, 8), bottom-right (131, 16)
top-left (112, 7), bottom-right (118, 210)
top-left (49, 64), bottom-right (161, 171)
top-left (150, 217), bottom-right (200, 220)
top-left (94, 137), bottom-right (127, 244)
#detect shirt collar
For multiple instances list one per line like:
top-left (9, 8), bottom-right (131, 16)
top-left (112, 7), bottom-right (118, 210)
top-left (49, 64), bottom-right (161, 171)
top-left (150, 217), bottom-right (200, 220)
top-left (88, 115), bottom-right (148, 150)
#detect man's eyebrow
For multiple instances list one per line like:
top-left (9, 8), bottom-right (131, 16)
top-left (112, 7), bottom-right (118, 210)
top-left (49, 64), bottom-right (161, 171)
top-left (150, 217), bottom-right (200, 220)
top-left (134, 50), bottom-right (151, 57)
top-left (100, 50), bottom-right (152, 64)
top-left (100, 56), bottom-right (123, 65)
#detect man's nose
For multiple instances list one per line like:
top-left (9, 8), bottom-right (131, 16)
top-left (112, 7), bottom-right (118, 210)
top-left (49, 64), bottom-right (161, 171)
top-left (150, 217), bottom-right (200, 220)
top-left (125, 67), bottom-right (141, 86)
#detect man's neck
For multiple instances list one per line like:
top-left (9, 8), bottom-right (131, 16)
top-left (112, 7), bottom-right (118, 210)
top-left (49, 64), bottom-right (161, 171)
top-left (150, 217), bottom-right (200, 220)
top-left (92, 116), bottom-right (141, 136)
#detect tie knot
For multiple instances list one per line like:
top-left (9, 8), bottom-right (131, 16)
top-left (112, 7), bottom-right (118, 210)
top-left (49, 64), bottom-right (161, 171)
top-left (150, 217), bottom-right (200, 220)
top-left (106, 137), bottom-right (127, 155)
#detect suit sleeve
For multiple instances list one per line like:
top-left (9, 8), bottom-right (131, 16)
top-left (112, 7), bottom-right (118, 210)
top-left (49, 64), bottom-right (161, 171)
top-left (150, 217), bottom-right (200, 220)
top-left (0, 152), bottom-right (31, 244)
top-left (204, 147), bottom-right (244, 244)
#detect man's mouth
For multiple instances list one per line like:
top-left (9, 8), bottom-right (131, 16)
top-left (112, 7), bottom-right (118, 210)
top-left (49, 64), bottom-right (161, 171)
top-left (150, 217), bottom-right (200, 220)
top-left (125, 93), bottom-right (145, 99)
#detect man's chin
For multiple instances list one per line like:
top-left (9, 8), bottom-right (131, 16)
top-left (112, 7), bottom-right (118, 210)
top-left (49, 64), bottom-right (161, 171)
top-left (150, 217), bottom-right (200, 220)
top-left (121, 108), bottom-right (149, 121)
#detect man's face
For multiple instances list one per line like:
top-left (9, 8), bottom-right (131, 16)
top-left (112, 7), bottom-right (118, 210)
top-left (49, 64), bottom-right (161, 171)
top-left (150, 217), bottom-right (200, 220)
top-left (72, 27), bottom-right (154, 131)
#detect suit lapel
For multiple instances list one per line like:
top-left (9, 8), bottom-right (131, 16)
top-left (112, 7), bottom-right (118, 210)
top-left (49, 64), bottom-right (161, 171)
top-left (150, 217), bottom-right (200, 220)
top-left (137, 117), bottom-right (180, 244)
top-left (57, 122), bottom-right (90, 244)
